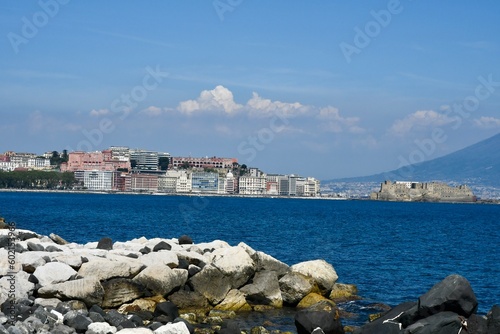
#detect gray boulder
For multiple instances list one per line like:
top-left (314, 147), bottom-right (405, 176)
top-left (38, 278), bottom-right (104, 307)
top-left (404, 311), bottom-right (464, 334)
top-left (210, 246), bottom-right (255, 289)
top-left (189, 264), bottom-right (233, 304)
top-left (240, 271), bottom-right (283, 308)
top-left (101, 278), bottom-right (146, 308)
top-left (279, 272), bottom-right (314, 305)
top-left (239, 242), bottom-right (289, 277)
top-left (487, 304), bottom-right (500, 334)
top-left (133, 264), bottom-right (187, 296)
top-left (78, 258), bottom-right (144, 281)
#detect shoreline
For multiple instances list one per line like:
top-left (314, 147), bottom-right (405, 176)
top-left (1, 188), bottom-right (499, 204)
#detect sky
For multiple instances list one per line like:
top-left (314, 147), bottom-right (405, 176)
top-left (1, 1), bottom-right (500, 180)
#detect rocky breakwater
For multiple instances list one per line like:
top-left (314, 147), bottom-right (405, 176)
top-left (0, 224), bottom-right (358, 334)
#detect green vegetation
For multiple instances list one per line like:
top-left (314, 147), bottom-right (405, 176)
top-left (158, 157), bottom-right (170, 170)
top-left (0, 171), bottom-right (77, 189)
top-left (50, 150), bottom-right (69, 167)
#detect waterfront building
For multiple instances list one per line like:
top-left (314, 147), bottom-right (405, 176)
top-left (130, 174), bottom-right (159, 192)
top-left (158, 170), bottom-right (183, 193)
top-left (83, 170), bottom-right (113, 191)
top-left (176, 171), bottom-right (192, 193)
top-left (239, 175), bottom-right (266, 195)
top-left (191, 172), bottom-right (219, 193)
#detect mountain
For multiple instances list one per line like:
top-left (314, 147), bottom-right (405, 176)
top-left (328, 132), bottom-right (500, 188)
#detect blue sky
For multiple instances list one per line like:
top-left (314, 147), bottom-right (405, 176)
top-left (1, 0), bottom-right (500, 179)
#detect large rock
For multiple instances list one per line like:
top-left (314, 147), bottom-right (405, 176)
top-left (138, 251), bottom-right (179, 269)
top-left (353, 301), bottom-right (416, 334)
top-left (50, 254), bottom-right (84, 269)
top-left (488, 304), bottom-right (500, 334)
top-left (239, 242), bottom-right (289, 277)
top-left (133, 264), bottom-right (187, 296)
top-left (18, 251), bottom-right (49, 273)
top-left (38, 278), bottom-right (104, 306)
top-left (33, 262), bottom-right (77, 287)
top-left (210, 246), bottom-right (255, 288)
top-left (116, 329), bottom-right (153, 334)
top-left (297, 293), bottom-right (334, 309)
top-left (0, 271), bottom-right (35, 305)
top-left (404, 311), bottom-right (465, 334)
top-left (154, 321), bottom-right (190, 334)
top-left (290, 260), bottom-right (338, 295)
top-left (78, 258), bottom-right (144, 281)
top-left (279, 272), bottom-right (315, 305)
top-left (295, 303), bottom-right (344, 334)
top-left (49, 233), bottom-right (69, 245)
top-left (102, 278), bottom-right (146, 308)
top-left (399, 274), bottom-right (477, 327)
top-left (240, 271), bottom-right (283, 308)
top-left (189, 264), bottom-right (233, 304)
top-left (167, 290), bottom-right (210, 312)
top-left (118, 296), bottom-right (166, 314)
top-left (214, 289), bottom-right (252, 312)
top-left (86, 322), bottom-right (118, 334)
top-left (329, 283), bottom-right (358, 301)
top-left (97, 237), bottom-right (113, 250)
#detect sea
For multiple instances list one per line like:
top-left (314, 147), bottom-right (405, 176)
top-left (1, 191), bottom-right (499, 330)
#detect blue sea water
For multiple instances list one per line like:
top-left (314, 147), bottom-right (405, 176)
top-left (1, 191), bottom-right (499, 323)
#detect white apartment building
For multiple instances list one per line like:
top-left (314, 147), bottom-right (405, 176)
top-left (239, 175), bottom-right (266, 195)
top-left (176, 171), bottom-right (192, 193)
top-left (83, 170), bottom-right (113, 191)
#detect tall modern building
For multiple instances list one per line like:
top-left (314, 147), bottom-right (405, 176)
top-left (83, 170), bottom-right (113, 191)
top-left (130, 150), bottom-right (159, 171)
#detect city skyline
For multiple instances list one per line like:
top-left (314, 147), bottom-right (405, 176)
top-left (2, 1), bottom-right (500, 180)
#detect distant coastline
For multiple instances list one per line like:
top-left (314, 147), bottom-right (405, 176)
top-left (1, 188), bottom-right (499, 204)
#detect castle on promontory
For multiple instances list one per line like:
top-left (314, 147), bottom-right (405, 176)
top-left (370, 180), bottom-right (476, 202)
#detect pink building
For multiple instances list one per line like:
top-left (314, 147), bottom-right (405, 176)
top-left (61, 151), bottom-right (131, 172)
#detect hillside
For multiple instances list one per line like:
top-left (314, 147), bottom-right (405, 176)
top-left (329, 132), bottom-right (500, 188)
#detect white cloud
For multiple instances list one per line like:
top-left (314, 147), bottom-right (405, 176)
top-left (474, 116), bottom-right (500, 129)
top-left (90, 109), bottom-right (110, 117)
top-left (140, 106), bottom-right (164, 116)
top-left (245, 92), bottom-right (309, 118)
top-left (389, 110), bottom-right (455, 136)
top-left (177, 85), bottom-right (242, 115)
top-left (317, 106), bottom-right (364, 134)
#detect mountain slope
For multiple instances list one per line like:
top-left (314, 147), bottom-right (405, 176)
top-left (331, 132), bottom-right (500, 188)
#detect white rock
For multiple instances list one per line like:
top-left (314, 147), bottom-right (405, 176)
top-left (38, 277), bottom-right (104, 306)
top-left (86, 322), bottom-right (117, 334)
top-left (196, 240), bottom-right (231, 252)
top-left (138, 251), bottom-right (179, 268)
top-left (78, 258), bottom-right (144, 281)
top-left (290, 259), bottom-right (338, 293)
top-left (33, 262), bottom-right (77, 287)
top-left (50, 309), bottom-right (64, 324)
top-left (133, 264), bottom-right (187, 296)
top-left (34, 297), bottom-right (62, 308)
top-left (116, 328), bottom-right (153, 334)
top-left (210, 246), bottom-right (255, 288)
top-left (154, 322), bottom-right (190, 334)
top-left (50, 253), bottom-right (83, 269)
top-left (0, 249), bottom-right (22, 275)
top-left (0, 271), bottom-right (35, 305)
top-left (174, 250), bottom-right (205, 267)
top-left (18, 251), bottom-right (49, 272)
